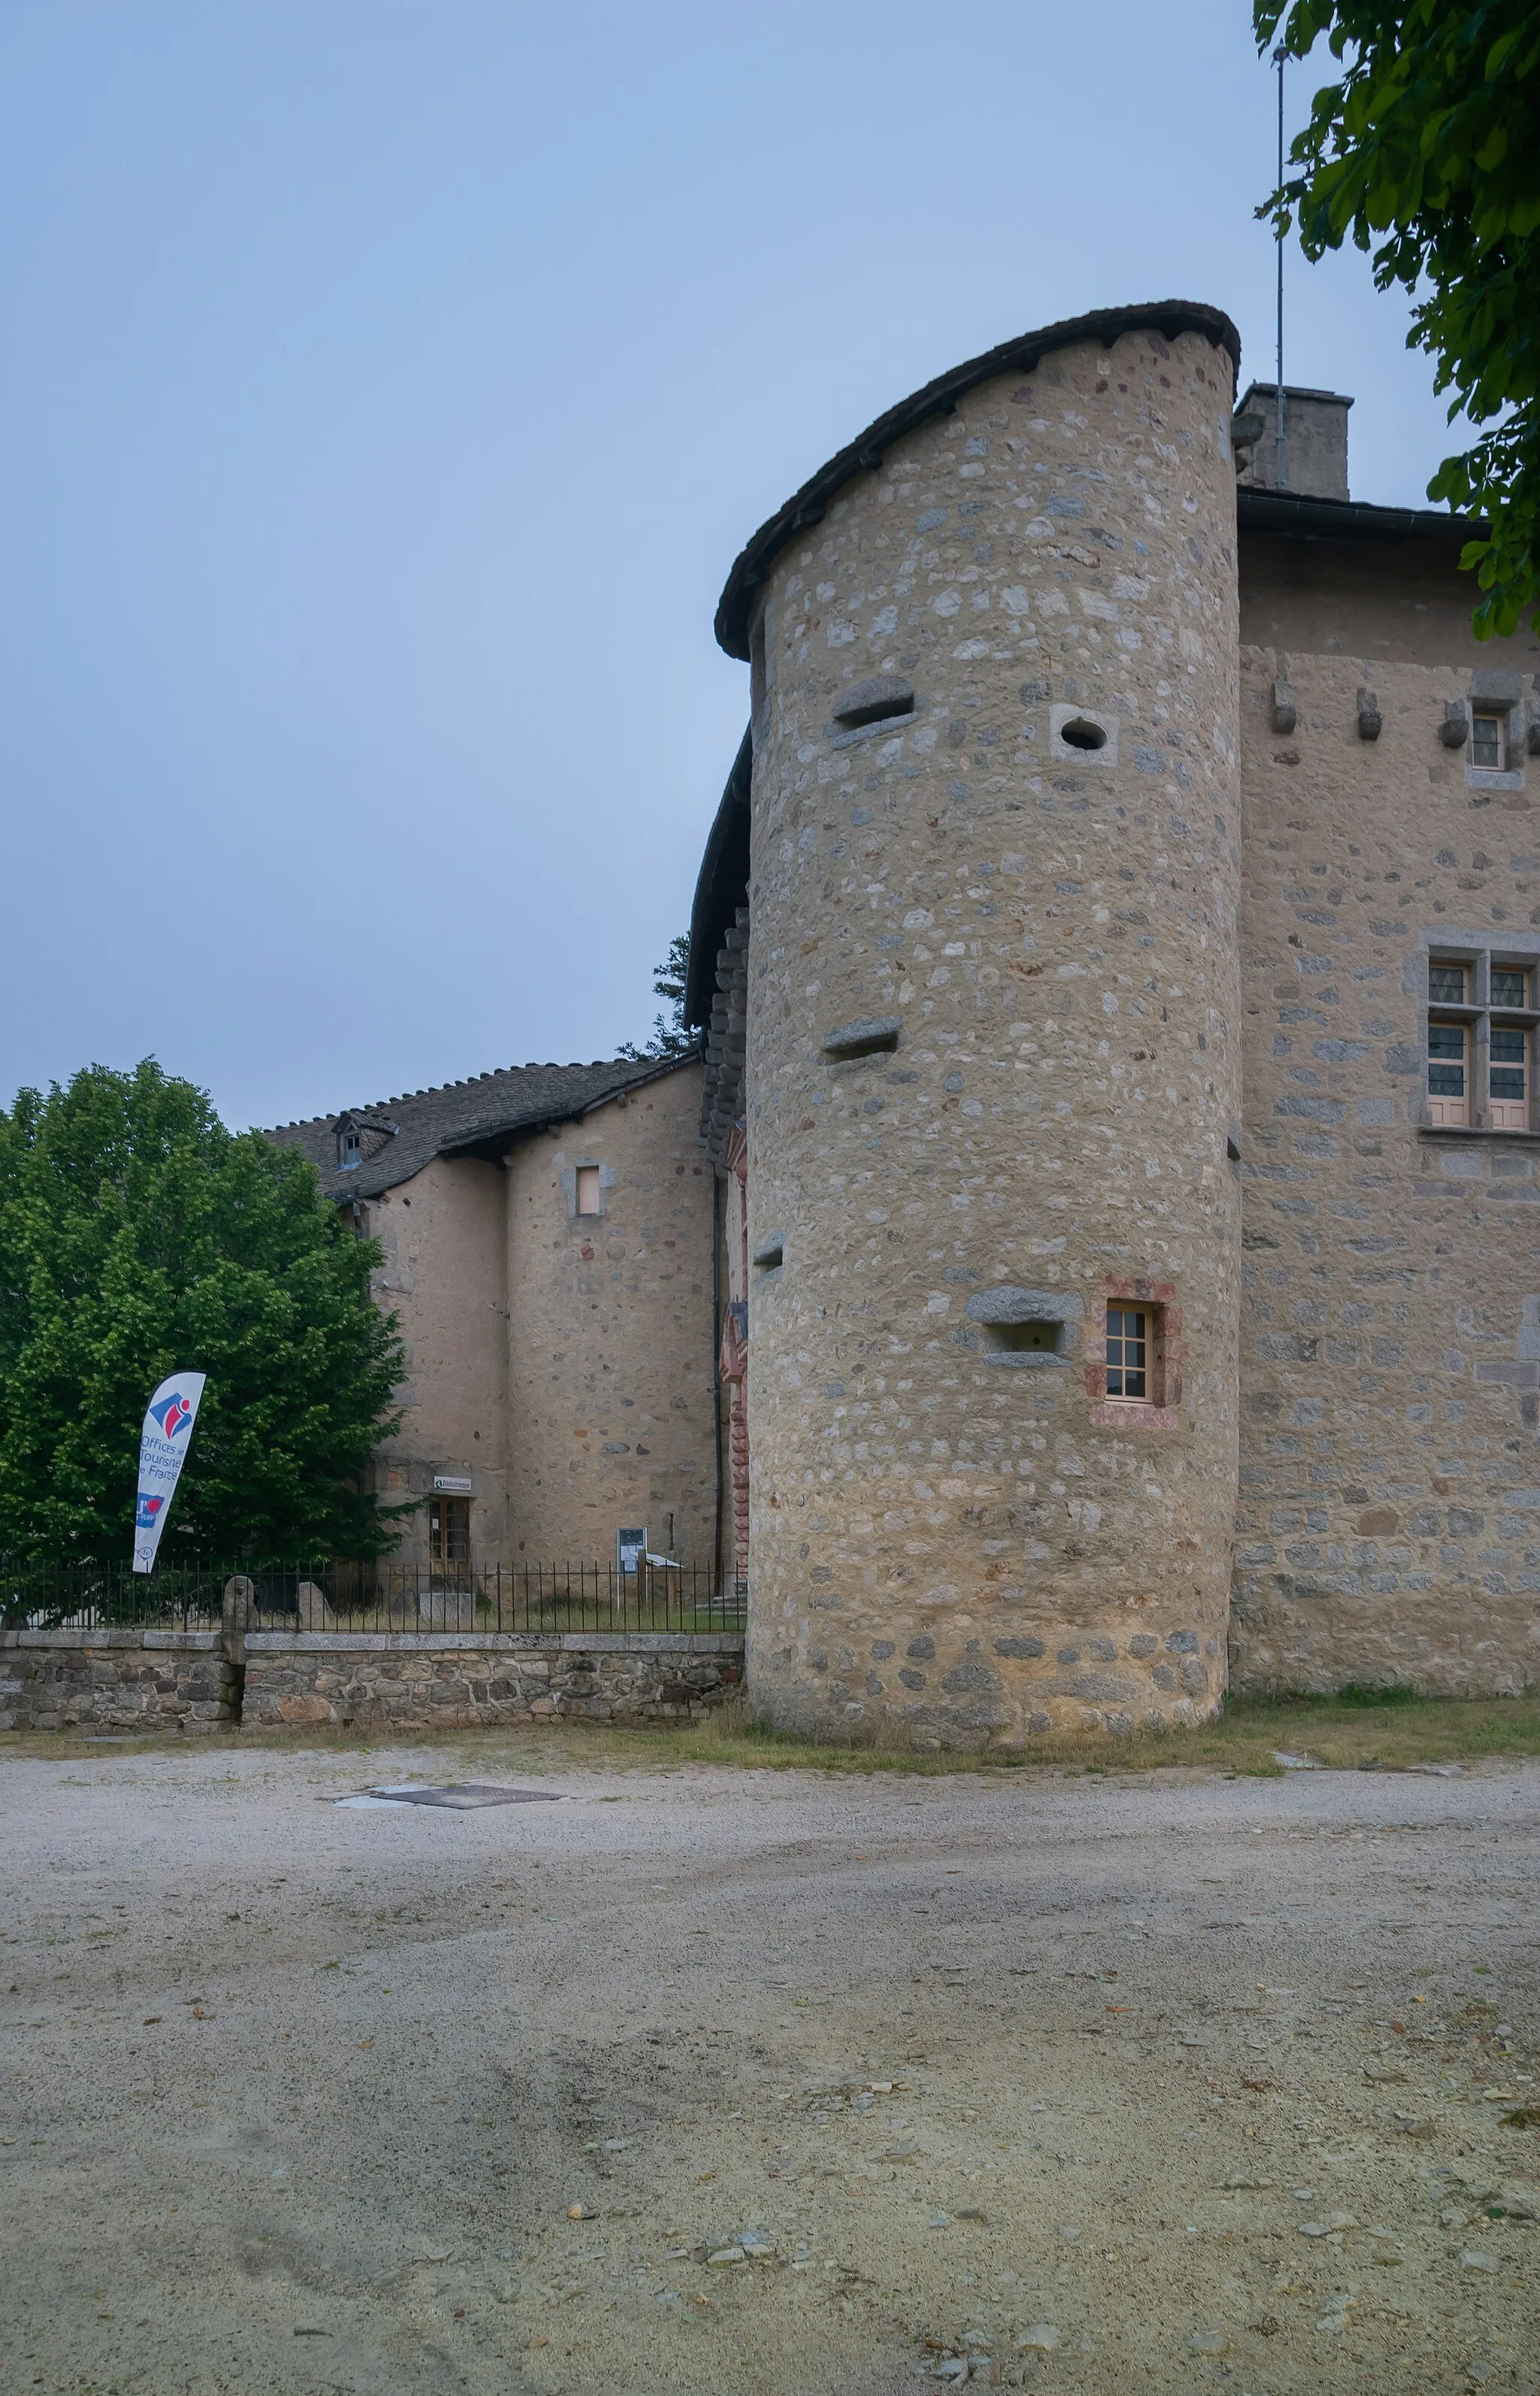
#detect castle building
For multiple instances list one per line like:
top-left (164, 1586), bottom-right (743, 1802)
top-left (268, 1053), bottom-right (718, 1580)
top-left (690, 299), bottom-right (1540, 1741)
top-left (274, 298), bottom-right (1540, 1745)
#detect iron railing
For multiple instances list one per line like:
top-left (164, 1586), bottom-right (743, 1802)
top-left (0, 1557), bottom-right (744, 1637)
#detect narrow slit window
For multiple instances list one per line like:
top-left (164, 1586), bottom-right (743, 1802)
top-left (1490, 1024), bottom-right (1529, 1130)
top-left (1428, 961), bottom-right (1468, 1005)
top-left (981, 1318), bottom-right (1062, 1360)
top-left (575, 1165), bottom-right (602, 1218)
top-left (1472, 711), bottom-right (1507, 771)
top-left (1105, 1306), bottom-right (1149, 1400)
top-left (1428, 1021), bottom-right (1469, 1126)
top-left (832, 675), bottom-right (914, 730)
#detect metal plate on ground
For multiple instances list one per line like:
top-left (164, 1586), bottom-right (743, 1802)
top-left (335, 1782), bottom-right (562, 1810)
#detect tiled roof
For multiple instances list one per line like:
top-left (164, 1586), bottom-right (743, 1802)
top-left (264, 1051), bottom-right (699, 1201)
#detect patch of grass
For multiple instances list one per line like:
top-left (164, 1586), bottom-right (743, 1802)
top-left (1335, 1682), bottom-right (1421, 1708)
top-left (3, 1688), bottom-right (1538, 1779)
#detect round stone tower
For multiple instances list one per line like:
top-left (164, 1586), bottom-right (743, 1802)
top-left (715, 302), bottom-right (1244, 1745)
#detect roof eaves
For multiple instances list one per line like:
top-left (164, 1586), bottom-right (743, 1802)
top-left (684, 728), bottom-right (753, 1028)
top-left (714, 299), bottom-right (1242, 660)
top-left (1237, 487), bottom-right (1478, 543)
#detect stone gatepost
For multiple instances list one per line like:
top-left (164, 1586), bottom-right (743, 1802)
top-left (220, 1576), bottom-right (255, 1724)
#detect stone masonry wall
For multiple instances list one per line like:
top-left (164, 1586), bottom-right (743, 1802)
top-left (1234, 642), bottom-right (1540, 1695)
top-left (741, 325), bottom-right (1244, 1747)
top-left (241, 1632), bottom-right (742, 1730)
top-left (502, 1063), bottom-right (719, 1566)
top-left (363, 1153), bottom-right (511, 1570)
top-left (0, 1631), bottom-right (232, 1733)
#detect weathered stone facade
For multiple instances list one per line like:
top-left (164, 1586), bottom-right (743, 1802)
top-left (713, 312), bottom-right (1244, 1743)
top-left (269, 1054), bottom-right (718, 1575)
top-left (366, 1150), bottom-right (510, 1562)
top-left (1234, 640), bottom-right (1540, 1697)
top-left (241, 1632), bottom-right (741, 1731)
top-left (499, 1069), bottom-right (717, 1565)
top-left (687, 299), bottom-right (1540, 1741)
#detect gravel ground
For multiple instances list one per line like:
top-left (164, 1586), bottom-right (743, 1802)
top-left (1, 1740), bottom-right (1537, 2395)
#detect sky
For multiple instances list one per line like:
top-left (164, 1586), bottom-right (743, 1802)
top-left (0, 2), bottom-right (1470, 1132)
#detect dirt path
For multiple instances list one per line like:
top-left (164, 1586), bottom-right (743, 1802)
top-left (1, 1740), bottom-right (1537, 2393)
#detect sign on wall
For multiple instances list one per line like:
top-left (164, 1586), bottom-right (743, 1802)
top-left (433, 1474), bottom-right (473, 1494)
top-left (132, 1372), bottom-right (208, 1573)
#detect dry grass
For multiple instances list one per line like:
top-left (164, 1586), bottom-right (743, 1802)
top-left (3, 1685), bottom-right (1538, 1778)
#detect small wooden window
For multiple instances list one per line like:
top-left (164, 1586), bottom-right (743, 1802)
top-left (575, 1165), bottom-right (602, 1217)
top-left (1106, 1305), bottom-right (1154, 1400)
top-left (429, 1496), bottom-right (471, 1581)
top-left (1490, 1024), bottom-right (1529, 1130)
top-left (1472, 710), bottom-right (1507, 771)
top-left (1428, 961), bottom-right (1468, 1005)
top-left (1428, 1021), bottom-right (1469, 1125)
top-left (1492, 966), bottom-right (1529, 1010)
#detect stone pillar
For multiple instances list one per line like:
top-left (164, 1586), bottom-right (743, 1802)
top-left (739, 323), bottom-right (1243, 1745)
top-left (220, 1575), bottom-right (254, 1724)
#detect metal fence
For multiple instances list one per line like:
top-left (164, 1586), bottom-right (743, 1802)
top-left (0, 1557), bottom-right (745, 1636)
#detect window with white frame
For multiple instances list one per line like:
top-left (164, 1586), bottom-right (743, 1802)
top-left (1427, 951), bottom-right (1535, 1132)
top-left (1105, 1305), bottom-right (1150, 1398)
top-left (1105, 1303), bottom-right (1170, 1404)
top-left (1472, 709), bottom-right (1508, 772)
top-left (1491, 963), bottom-right (1531, 1130)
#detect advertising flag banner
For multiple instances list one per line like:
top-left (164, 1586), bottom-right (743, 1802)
top-left (132, 1372), bottom-right (207, 1573)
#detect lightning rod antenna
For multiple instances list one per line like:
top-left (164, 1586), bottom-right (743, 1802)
top-left (1275, 43), bottom-right (1287, 491)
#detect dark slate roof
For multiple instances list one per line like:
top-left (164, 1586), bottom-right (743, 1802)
top-left (684, 727), bottom-right (751, 1030)
top-left (264, 1051), bottom-right (700, 1202)
top-left (1236, 486), bottom-right (1477, 544)
top-left (713, 299), bottom-right (1243, 660)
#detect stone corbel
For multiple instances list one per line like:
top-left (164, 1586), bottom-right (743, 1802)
top-left (1357, 687), bottom-right (1382, 741)
top-left (1270, 655), bottom-right (1296, 735)
top-left (1439, 700), bottom-right (1469, 749)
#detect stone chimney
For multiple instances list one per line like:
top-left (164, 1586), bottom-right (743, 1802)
top-left (1232, 381), bottom-right (1352, 499)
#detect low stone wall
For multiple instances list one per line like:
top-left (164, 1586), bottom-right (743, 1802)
top-left (240, 1631), bottom-right (744, 1730)
top-left (0, 1630), bottom-right (233, 1734)
top-left (1, 1622), bottom-right (744, 1736)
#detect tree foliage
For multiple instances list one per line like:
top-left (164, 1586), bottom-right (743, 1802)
top-left (617, 932), bottom-right (697, 1060)
top-left (0, 1060), bottom-right (407, 1560)
top-left (1257, 0), bottom-right (1540, 635)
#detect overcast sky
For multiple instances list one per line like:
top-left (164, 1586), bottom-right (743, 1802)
top-left (2, 2), bottom-right (1468, 1132)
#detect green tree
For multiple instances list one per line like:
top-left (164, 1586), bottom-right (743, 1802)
top-left (1257, 0), bottom-right (1540, 635)
top-left (0, 1060), bottom-right (407, 1559)
top-left (617, 932), bottom-right (697, 1060)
